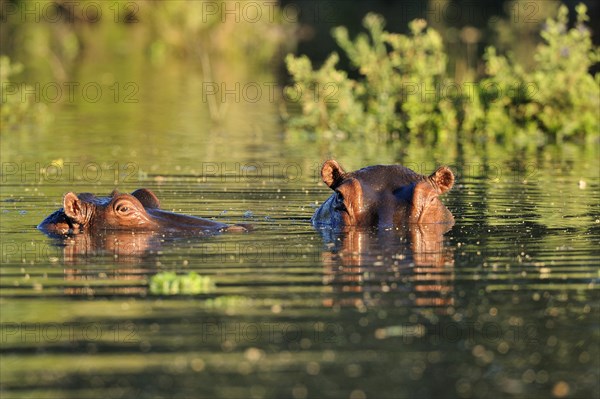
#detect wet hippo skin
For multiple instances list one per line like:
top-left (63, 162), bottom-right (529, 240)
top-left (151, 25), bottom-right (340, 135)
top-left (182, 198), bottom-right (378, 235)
top-left (38, 188), bottom-right (251, 235)
top-left (312, 159), bottom-right (455, 228)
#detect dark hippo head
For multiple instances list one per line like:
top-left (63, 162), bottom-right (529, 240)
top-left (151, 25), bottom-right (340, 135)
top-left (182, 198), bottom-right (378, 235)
top-left (311, 160), bottom-right (455, 228)
top-left (38, 188), bottom-right (250, 235)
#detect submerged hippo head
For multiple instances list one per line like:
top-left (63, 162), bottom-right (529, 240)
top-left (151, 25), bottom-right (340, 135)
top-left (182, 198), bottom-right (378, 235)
top-left (38, 188), bottom-right (249, 235)
top-left (312, 160), bottom-right (455, 228)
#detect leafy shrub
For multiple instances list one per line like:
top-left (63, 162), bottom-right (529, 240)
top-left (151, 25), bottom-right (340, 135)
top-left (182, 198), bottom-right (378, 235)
top-left (285, 4), bottom-right (599, 144)
top-left (285, 15), bottom-right (455, 141)
top-left (481, 4), bottom-right (599, 142)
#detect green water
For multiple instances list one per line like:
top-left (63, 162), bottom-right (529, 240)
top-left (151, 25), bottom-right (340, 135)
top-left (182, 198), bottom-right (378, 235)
top-left (1, 59), bottom-right (599, 399)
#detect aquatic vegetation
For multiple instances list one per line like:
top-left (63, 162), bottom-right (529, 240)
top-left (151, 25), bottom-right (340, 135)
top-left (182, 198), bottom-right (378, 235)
top-left (285, 15), bottom-right (453, 141)
top-left (285, 4), bottom-right (599, 144)
top-left (148, 272), bottom-right (255, 306)
top-left (148, 271), bottom-right (265, 307)
top-left (481, 4), bottom-right (600, 143)
top-left (149, 272), bottom-right (216, 295)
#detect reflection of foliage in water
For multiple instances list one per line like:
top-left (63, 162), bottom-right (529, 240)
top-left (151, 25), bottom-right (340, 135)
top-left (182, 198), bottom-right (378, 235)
top-left (0, 56), bottom-right (50, 130)
top-left (1, 0), bottom-right (295, 77)
top-left (285, 4), bottom-right (599, 144)
top-left (0, 0), bottom-right (296, 139)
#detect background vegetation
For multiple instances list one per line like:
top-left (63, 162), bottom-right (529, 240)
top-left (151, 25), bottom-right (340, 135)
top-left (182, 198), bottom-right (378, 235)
top-left (1, 0), bottom-right (598, 148)
top-left (285, 4), bottom-right (599, 146)
top-left (0, 0), bottom-right (295, 130)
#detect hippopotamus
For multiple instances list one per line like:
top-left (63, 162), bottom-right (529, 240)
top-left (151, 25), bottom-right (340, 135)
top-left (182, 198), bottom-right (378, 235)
top-left (311, 160), bottom-right (455, 228)
top-left (38, 188), bottom-right (250, 235)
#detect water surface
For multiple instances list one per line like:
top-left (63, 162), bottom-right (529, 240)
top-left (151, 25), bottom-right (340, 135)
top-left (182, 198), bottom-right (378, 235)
top-left (1, 61), bottom-right (598, 399)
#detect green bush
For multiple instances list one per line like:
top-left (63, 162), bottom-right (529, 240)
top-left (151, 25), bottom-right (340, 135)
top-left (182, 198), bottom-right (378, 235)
top-left (285, 15), bottom-right (455, 141)
top-left (285, 4), bottom-right (599, 144)
top-left (481, 4), bottom-right (599, 142)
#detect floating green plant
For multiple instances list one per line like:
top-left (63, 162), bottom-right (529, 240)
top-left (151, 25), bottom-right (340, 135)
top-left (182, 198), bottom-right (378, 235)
top-left (149, 272), bottom-right (216, 295)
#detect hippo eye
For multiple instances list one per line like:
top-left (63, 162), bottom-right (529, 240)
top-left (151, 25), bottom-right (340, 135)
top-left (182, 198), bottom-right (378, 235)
top-left (116, 203), bottom-right (132, 214)
top-left (334, 192), bottom-right (347, 211)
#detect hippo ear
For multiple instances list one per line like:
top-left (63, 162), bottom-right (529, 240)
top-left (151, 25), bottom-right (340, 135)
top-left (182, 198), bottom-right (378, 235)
top-left (63, 192), bottom-right (87, 224)
top-left (430, 166), bottom-right (455, 194)
top-left (131, 188), bottom-right (160, 209)
top-left (321, 160), bottom-right (346, 189)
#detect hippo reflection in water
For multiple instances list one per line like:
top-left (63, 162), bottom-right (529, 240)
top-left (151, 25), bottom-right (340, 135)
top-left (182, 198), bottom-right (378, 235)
top-left (319, 225), bottom-right (455, 309)
top-left (37, 188), bottom-right (250, 235)
top-left (312, 160), bottom-right (455, 228)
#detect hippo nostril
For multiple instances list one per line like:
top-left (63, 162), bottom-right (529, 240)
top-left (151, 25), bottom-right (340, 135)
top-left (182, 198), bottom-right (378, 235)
top-left (376, 214), bottom-right (395, 229)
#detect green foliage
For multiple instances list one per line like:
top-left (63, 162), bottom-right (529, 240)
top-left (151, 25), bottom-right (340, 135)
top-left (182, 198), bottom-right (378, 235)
top-left (149, 272), bottom-right (216, 295)
top-left (482, 4), bottom-right (600, 142)
top-left (285, 5), bottom-right (599, 144)
top-left (0, 56), bottom-right (49, 131)
top-left (285, 52), bottom-right (365, 138)
top-left (285, 15), bottom-right (455, 140)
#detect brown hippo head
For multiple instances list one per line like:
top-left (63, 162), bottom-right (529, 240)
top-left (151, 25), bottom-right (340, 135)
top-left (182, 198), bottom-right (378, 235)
top-left (312, 160), bottom-right (455, 228)
top-left (38, 188), bottom-right (250, 235)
